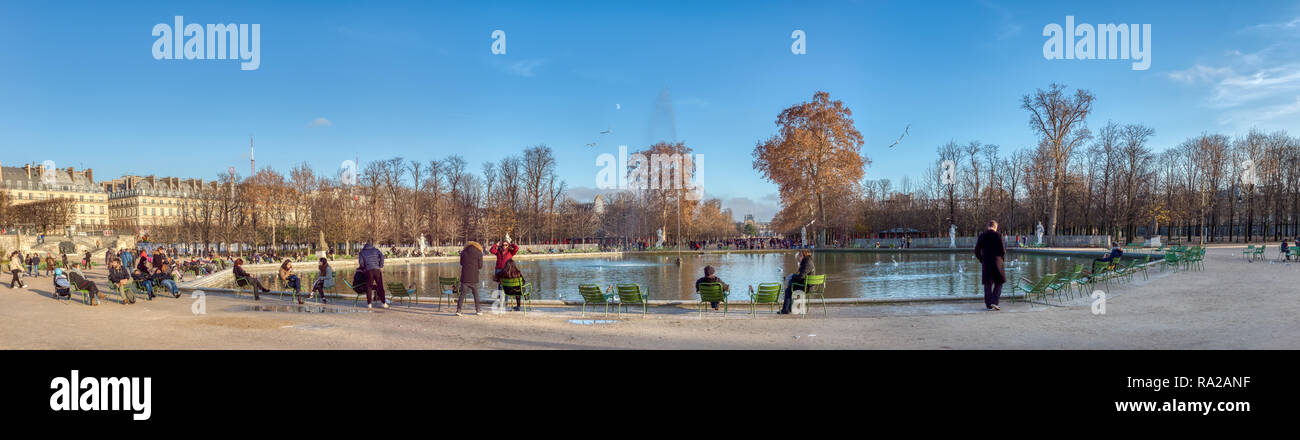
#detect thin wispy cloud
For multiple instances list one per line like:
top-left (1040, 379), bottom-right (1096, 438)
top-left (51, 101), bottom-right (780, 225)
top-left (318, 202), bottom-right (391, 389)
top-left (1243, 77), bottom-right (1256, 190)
top-left (499, 59), bottom-right (546, 77)
top-left (308, 117), bottom-right (333, 128)
top-left (1239, 16), bottom-right (1300, 33)
top-left (1169, 24), bottom-right (1300, 130)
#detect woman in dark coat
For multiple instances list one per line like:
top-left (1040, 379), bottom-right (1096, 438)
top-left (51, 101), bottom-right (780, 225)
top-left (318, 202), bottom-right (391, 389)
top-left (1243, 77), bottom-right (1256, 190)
top-left (973, 220), bottom-right (1007, 311)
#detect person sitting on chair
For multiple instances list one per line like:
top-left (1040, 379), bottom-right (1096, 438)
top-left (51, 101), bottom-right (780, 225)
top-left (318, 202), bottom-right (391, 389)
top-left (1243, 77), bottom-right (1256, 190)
top-left (311, 258), bottom-right (334, 303)
top-left (694, 265), bottom-right (729, 310)
top-left (1095, 244), bottom-right (1124, 263)
top-left (232, 259), bottom-right (271, 300)
top-left (68, 263), bottom-right (102, 304)
top-left (107, 259), bottom-right (134, 304)
top-left (781, 250), bottom-right (814, 314)
top-left (154, 262), bottom-right (180, 298)
top-left (131, 266), bottom-right (155, 300)
top-left (499, 259), bottom-right (526, 311)
top-left (279, 259), bottom-right (304, 304)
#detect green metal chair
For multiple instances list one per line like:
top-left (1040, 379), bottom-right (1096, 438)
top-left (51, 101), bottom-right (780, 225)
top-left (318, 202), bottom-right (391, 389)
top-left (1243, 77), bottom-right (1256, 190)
top-left (131, 279), bottom-right (154, 299)
top-left (437, 276), bottom-right (460, 311)
top-left (499, 276), bottom-right (533, 314)
top-left (385, 281), bottom-right (418, 307)
top-left (1161, 252), bottom-right (1181, 272)
top-left (615, 283), bottom-right (650, 317)
top-left (748, 283), bottom-right (783, 317)
top-left (111, 282), bottom-right (135, 304)
top-left (1135, 255), bottom-right (1152, 280)
top-left (791, 274), bottom-right (827, 316)
top-left (233, 274), bottom-right (257, 298)
top-left (1051, 265), bottom-right (1085, 300)
top-left (577, 283), bottom-right (611, 317)
top-left (1251, 245), bottom-right (1265, 262)
top-left (1013, 273), bottom-right (1056, 307)
top-left (341, 277), bottom-right (369, 306)
top-left (72, 286), bottom-right (96, 305)
top-left (695, 282), bottom-right (729, 317)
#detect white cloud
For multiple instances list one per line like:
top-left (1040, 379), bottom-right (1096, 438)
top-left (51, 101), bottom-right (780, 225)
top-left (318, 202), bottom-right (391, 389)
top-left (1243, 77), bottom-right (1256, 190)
top-left (1241, 17), bottom-right (1300, 33)
top-left (308, 117), bottom-right (333, 128)
top-left (1169, 34), bottom-right (1300, 131)
top-left (504, 59), bottom-right (545, 77)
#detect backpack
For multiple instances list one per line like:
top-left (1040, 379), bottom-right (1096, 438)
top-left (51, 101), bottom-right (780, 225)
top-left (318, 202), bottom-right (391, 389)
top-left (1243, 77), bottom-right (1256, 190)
top-left (351, 270), bottom-right (369, 294)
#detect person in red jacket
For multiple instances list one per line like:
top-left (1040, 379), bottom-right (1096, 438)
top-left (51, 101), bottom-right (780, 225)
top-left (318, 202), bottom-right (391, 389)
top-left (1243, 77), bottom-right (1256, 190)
top-left (489, 241), bottom-right (518, 281)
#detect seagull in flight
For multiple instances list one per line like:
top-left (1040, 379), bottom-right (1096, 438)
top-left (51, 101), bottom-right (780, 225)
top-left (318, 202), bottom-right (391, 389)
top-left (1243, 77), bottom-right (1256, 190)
top-left (887, 124), bottom-right (911, 148)
top-left (600, 127), bottom-right (612, 135)
top-left (586, 142), bottom-right (597, 148)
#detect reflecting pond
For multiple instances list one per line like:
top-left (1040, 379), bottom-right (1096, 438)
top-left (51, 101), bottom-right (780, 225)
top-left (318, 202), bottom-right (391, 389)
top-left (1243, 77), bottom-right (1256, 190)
top-left (226, 251), bottom-right (1128, 300)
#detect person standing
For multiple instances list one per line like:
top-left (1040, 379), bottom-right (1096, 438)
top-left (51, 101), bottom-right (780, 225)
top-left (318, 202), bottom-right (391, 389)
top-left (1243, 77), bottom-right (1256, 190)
top-left (7, 251), bottom-right (26, 289)
top-left (489, 240), bottom-right (519, 281)
top-left (974, 220), bottom-right (1007, 311)
top-left (27, 253), bottom-right (39, 277)
top-left (358, 242), bottom-right (387, 309)
top-left (456, 241), bottom-right (484, 316)
top-left (119, 248), bottom-right (132, 272)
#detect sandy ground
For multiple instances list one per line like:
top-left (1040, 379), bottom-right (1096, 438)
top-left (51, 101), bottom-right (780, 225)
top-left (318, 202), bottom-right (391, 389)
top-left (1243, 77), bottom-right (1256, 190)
top-left (1, 246), bottom-right (1296, 349)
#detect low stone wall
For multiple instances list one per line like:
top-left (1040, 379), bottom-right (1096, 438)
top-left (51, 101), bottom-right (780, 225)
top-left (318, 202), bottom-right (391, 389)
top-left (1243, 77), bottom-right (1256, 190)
top-left (0, 233), bottom-right (133, 255)
top-left (179, 250), bottom-right (622, 290)
top-left (855, 235), bottom-right (1111, 249)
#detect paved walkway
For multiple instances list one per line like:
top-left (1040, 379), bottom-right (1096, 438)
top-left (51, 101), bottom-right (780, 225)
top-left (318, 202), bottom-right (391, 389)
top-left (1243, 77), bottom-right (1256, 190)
top-left (1, 246), bottom-right (1295, 349)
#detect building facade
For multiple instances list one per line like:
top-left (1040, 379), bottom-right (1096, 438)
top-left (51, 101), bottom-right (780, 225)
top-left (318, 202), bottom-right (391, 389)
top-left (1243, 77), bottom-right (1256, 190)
top-left (102, 175), bottom-right (206, 233)
top-left (0, 162), bottom-right (109, 234)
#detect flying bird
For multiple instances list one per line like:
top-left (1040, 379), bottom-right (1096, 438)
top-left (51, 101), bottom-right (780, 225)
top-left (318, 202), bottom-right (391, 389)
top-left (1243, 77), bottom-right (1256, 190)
top-left (887, 124), bottom-right (911, 148)
top-left (586, 142), bottom-right (597, 148)
top-left (600, 128), bottom-right (612, 134)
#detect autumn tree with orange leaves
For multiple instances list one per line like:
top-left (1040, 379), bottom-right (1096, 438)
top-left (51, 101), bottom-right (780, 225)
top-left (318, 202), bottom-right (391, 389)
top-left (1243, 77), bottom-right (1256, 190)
top-left (752, 91), bottom-right (867, 246)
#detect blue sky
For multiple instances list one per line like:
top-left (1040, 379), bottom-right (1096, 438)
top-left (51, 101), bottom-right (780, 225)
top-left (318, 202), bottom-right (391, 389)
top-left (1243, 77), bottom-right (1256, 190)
top-left (2, 0), bottom-right (1298, 222)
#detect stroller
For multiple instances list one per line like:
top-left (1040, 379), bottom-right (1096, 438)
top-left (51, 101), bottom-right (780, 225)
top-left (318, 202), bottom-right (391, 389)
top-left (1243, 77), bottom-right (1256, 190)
top-left (52, 268), bottom-right (72, 302)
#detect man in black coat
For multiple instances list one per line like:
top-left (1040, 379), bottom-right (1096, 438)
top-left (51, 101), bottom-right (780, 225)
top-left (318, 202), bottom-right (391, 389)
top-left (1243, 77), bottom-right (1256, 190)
top-left (456, 242), bottom-right (484, 316)
top-left (973, 220), bottom-right (1007, 311)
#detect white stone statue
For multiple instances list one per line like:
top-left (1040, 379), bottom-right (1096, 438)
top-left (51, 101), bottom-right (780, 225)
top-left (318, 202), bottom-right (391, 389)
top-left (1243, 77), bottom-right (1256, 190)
top-left (800, 225), bottom-right (807, 248)
top-left (1035, 222), bottom-right (1045, 246)
top-left (417, 235), bottom-right (428, 257)
top-left (655, 228), bottom-right (665, 248)
top-left (949, 224), bottom-right (957, 248)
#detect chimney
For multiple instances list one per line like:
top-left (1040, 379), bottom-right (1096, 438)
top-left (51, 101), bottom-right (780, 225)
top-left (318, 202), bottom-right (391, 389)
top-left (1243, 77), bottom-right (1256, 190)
top-left (85, 168), bottom-right (93, 183)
